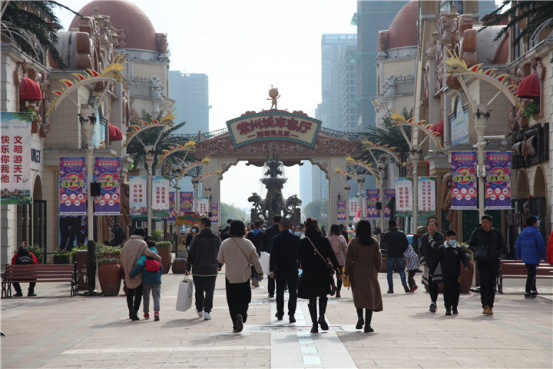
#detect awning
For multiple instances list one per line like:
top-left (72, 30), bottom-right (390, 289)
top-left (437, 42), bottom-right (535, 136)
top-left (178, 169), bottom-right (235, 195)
top-left (430, 119), bottom-right (444, 137)
top-left (19, 77), bottom-right (43, 100)
top-left (516, 73), bottom-right (540, 98)
top-left (109, 123), bottom-right (123, 141)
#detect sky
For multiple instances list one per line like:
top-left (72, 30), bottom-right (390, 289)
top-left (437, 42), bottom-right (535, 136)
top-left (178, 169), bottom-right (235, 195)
top-left (56, 0), bottom-right (358, 211)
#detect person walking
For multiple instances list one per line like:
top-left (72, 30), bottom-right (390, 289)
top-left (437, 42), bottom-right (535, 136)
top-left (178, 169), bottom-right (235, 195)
top-left (269, 217), bottom-right (301, 323)
top-left (128, 239), bottom-right (163, 321)
top-left (469, 215), bottom-right (507, 315)
top-left (429, 230), bottom-right (469, 315)
top-left (515, 216), bottom-right (547, 298)
top-left (381, 219), bottom-right (410, 294)
top-left (185, 226), bottom-right (199, 252)
top-left (246, 220), bottom-right (264, 287)
top-left (218, 220), bottom-right (264, 333)
top-left (186, 217), bottom-right (222, 320)
top-left (420, 219), bottom-right (445, 312)
top-left (111, 223), bottom-right (126, 246)
top-left (327, 224), bottom-right (348, 298)
top-left (404, 243), bottom-right (420, 292)
top-left (344, 220), bottom-right (383, 333)
top-left (121, 228), bottom-right (162, 321)
top-left (11, 246), bottom-right (38, 297)
top-left (298, 218), bottom-right (341, 333)
top-left (261, 215), bottom-right (281, 298)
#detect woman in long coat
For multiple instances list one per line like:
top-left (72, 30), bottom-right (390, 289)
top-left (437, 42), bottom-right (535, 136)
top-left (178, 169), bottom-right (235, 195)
top-left (344, 220), bottom-right (383, 333)
top-left (298, 218), bottom-right (341, 333)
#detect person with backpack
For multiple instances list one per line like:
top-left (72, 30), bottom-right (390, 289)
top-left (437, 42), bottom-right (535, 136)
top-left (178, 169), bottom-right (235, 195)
top-left (129, 238), bottom-right (163, 321)
top-left (246, 220), bottom-right (264, 287)
top-left (11, 246), bottom-right (38, 297)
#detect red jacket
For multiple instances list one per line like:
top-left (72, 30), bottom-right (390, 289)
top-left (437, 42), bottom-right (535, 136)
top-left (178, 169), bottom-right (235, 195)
top-left (547, 231), bottom-right (553, 264)
top-left (11, 252), bottom-right (38, 265)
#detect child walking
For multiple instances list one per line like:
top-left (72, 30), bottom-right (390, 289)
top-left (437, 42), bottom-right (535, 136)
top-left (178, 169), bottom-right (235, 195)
top-left (429, 230), bottom-right (469, 315)
top-left (404, 244), bottom-right (420, 292)
top-left (129, 239), bottom-right (163, 321)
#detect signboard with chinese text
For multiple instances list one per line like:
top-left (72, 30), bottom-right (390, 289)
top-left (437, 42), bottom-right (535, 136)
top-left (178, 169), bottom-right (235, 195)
top-left (168, 192), bottom-right (176, 222)
top-left (485, 151), bottom-right (512, 209)
top-left (59, 157), bottom-right (87, 215)
top-left (449, 96), bottom-right (469, 145)
top-left (366, 189), bottom-right (380, 219)
top-left (93, 157), bottom-right (120, 215)
top-left (152, 176), bottom-right (170, 217)
top-left (180, 192), bottom-right (193, 214)
top-left (129, 176), bottom-right (147, 216)
top-left (348, 197), bottom-right (359, 217)
top-left (227, 111), bottom-right (322, 148)
top-left (210, 203), bottom-right (219, 223)
top-left (451, 151), bottom-right (477, 210)
top-left (395, 178), bottom-right (413, 217)
top-left (1, 113), bottom-right (32, 204)
top-left (418, 177), bottom-right (436, 217)
top-left (384, 189), bottom-right (395, 218)
top-left (198, 198), bottom-right (209, 215)
top-left (337, 200), bottom-right (346, 221)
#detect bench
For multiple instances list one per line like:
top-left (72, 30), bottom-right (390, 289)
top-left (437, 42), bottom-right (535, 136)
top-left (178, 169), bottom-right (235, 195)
top-left (497, 260), bottom-right (553, 294)
top-left (1, 264), bottom-right (78, 298)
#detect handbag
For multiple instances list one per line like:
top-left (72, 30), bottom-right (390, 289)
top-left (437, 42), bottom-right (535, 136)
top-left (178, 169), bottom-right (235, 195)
top-left (473, 245), bottom-right (489, 262)
top-left (259, 251), bottom-right (270, 275)
top-left (176, 276), bottom-right (194, 312)
top-left (306, 237), bottom-right (335, 276)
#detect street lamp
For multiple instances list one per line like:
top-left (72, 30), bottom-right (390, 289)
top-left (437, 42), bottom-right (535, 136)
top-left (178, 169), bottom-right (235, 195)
top-left (356, 176), bottom-right (365, 219)
top-left (144, 145), bottom-right (156, 236)
top-left (191, 177), bottom-right (200, 212)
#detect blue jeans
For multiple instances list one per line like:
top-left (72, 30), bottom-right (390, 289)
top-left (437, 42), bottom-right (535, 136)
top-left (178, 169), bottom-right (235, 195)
top-left (387, 257), bottom-right (406, 289)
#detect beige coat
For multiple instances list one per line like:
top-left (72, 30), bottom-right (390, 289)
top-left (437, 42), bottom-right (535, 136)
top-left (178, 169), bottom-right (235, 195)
top-left (121, 235), bottom-right (161, 289)
top-left (327, 234), bottom-right (348, 266)
top-left (218, 237), bottom-right (263, 283)
top-left (344, 237), bottom-right (383, 311)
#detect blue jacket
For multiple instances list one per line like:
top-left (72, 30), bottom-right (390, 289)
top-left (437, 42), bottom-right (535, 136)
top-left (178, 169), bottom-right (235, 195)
top-left (129, 247), bottom-right (163, 285)
top-left (515, 226), bottom-right (546, 265)
top-left (270, 230), bottom-right (300, 272)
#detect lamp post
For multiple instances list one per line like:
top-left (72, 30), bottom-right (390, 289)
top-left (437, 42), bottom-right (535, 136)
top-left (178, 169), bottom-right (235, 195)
top-left (144, 145), bottom-right (155, 237)
top-left (356, 176), bottom-right (365, 219)
top-left (191, 177), bottom-right (200, 212)
top-left (409, 146), bottom-right (422, 234)
top-left (473, 104), bottom-right (490, 220)
top-left (377, 160), bottom-right (386, 231)
top-left (344, 184), bottom-right (351, 222)
top-left (79, 105), bottom-right (98, 295)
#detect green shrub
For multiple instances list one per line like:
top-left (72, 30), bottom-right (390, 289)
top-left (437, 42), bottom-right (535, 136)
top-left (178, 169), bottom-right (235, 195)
top-left (155, 241), bottom-right (172, 250)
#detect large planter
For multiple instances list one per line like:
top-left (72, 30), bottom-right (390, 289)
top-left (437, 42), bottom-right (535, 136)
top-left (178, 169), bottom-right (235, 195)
top-left (98, 261), bottom-right (122, 296)
top-left (157, 247), bottom-right (172, 274)
top-left (460, 260), bottom-right (474, 293)
top-left (53, 255), bottom-right (70, 264)
top-left (172, 259), bottom-right (186, 274)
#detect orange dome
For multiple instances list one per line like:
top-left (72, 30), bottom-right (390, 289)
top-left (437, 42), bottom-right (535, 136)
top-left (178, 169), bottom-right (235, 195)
top-left (386, 0), bottom-right (419, 50)
top-left (69, 0), bottom-right (158, 52)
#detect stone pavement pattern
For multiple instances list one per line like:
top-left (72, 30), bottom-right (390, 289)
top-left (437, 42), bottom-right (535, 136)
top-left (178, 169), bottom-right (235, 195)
top-left (1, 270), bottom-right (552, 369)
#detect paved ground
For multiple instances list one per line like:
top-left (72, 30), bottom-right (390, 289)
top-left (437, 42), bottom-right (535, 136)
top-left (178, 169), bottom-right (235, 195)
top-left (1, 268), bottom-right (552, 369)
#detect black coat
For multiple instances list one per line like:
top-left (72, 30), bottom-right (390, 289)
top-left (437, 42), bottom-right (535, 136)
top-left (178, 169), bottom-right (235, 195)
top-left (429, 245), bottom-right (469, 276)
top-left (297, 234), bottom-right (340, 299)
top-left (246, 229), bottom-right (264, 255)
top-left (381, 228), bottom-right (409, 258)
top-left (270, 230), bottom-right (300, 272)
top-left (468, 226), bottom-right (507, 263)
top-left (420, 231), bottom-right (445, 267)
top-left (261, 224), bottom-right (280, 253)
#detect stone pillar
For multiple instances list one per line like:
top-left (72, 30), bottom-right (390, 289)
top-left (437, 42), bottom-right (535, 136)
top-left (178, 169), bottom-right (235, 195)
top-left (200, 158), bottom-right (221, 231)
top-left (328, 156), bottom-right (348, 226)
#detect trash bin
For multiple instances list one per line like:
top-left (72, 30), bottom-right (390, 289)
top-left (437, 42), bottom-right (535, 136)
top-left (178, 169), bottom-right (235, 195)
top-left (76, 250), bottom-right (89, 291)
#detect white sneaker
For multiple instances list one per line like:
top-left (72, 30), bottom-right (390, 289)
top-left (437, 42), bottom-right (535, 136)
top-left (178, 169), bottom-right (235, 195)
top-left (196, 310), bottom-right (203, 318)
top-left (204, 312), bottom-right (211, 320)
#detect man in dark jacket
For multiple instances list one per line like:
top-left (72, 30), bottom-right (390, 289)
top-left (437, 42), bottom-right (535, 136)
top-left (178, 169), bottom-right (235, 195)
top-left (516, 216), bottom-right (547, 297)
top-left (186, 217), bottom-right (222, 320)
top-left (247, 221), bottom-right (265, 286)
top-left (420, 219), bottom-right (446, 312)
top-left (11, 246), bottom-right (38, 297)
top-left (381, 219), bottom-right (410, 294)
top-left (261, 215), bottom-right (282, 297)
top-left (269, 217), bottom-right (300, 323)
top-left (469, 214), bottom-right (507, 315)
top-left (112, 223), bottom-right (126, 246)
top-left (220, 219), bottom-right (232, 241)
top-left (339, 224), bottom-right (348, 241)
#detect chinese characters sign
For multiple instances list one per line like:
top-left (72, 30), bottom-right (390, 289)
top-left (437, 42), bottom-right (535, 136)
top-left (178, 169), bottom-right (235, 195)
top-left (384, 189), bottom-right (395, 218)
top-left (451, 152), bottom-right (477, 210)
top-left (198, 198), bottom-right (209, 215)
top-left (129, 176), bottom-right (147, 216)
top-left (418, 177), bottom-right (436, 217)
top-left (1, 113), bottom-right (32, 204)
top-left (227, 111), bottom-right (322, 147)
top-left (152, 176), bottom-right (169, 217)
top-left (337, 200), bottom-right (346, 221)
top-left (180, 192), bottom-right (193, 214)
top-left (485, 151), bottom-right (511, 209)
top-left (395, 178), bottom-right (413, 217)
top-left (366, 189), bottom-right (380, 219)
top-left (210, 203), bottom-right (219, 223)
top-left (94, 157), bottom-right (120, 215)
top-left (59, 157), bottom-right (86, 215)
top-left (348, 197), bottom-right (360, 217)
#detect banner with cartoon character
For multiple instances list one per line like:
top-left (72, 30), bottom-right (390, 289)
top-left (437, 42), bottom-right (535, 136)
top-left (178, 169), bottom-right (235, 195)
top-left (451, 152), bottom-right (477, 210)
top-left (366, 189), bottom-right (380, 219)
top-left (384, 189), bottom-right (395, 218)
top-left (94, 157), bottom-right (120, 215)
top-left (337, 200), bottom-right (346, 221)
top-left (59, 157), bottom-right (87, 215)
top-left (210, 203), bottom-right (219, 223)
top-left (168, 192), bottom-right (176, 222)
top-left (485, 151), bottom-right (511, 209)
top-left (180, 192), bottom-right (193, 214)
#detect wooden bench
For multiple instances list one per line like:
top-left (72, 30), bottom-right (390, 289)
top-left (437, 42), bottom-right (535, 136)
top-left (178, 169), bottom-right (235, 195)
top-left (497, 260), bottom-right (553, 294)
top-left (1, 264), bottom-right (78, 298)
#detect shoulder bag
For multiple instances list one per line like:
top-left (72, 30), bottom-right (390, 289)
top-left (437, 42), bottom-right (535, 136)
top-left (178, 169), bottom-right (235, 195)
top-left (306, 237), bottom-right (335, 276)
top-left (473, 244), bottom-right (489, 262)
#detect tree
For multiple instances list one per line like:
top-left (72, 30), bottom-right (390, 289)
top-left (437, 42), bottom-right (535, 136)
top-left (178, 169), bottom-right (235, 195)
top-left (1, 1), bottom-right (81, 69)
top-left (481, 1), bottom-right (553, 46)
top-left (220, 203), bottom-right (248, 224)
top-left (303, 199), bottom-right (329, 229)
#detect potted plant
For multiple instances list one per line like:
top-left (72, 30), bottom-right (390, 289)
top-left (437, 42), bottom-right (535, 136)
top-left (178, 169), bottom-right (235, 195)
top-left (53, 251), bottom-right (71, 264)
top-left (98, 257), bottom-right (121, 296)
top-left (458, 242), bottom-right (474, 293)
top-left (523, 101), bottom-right (540, 119)
top-left (155, 241), bottom-right (172, 274)
top-left (27, 245), bottom-right (45, 264)
top-left (96, 244), bottom-right (122, 261)
top-left (172, 257), bottom-right (187, 274)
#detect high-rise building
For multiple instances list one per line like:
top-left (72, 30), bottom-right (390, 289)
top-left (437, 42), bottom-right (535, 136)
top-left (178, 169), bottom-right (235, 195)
top-left (340, 44), bottom-right (358, 132)
top-left (299, 161), bottom-right (313, 206)
top-left (168, 71), bottom-right (210, 134)
top-left (354, 1), bottom-right (408, 131)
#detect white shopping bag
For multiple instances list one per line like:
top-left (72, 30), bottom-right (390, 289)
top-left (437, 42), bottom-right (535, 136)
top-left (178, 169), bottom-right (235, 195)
top-left (176, 278), bottom-right (194, 312)
top-left (259, 251), bottom-right (270, 275)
